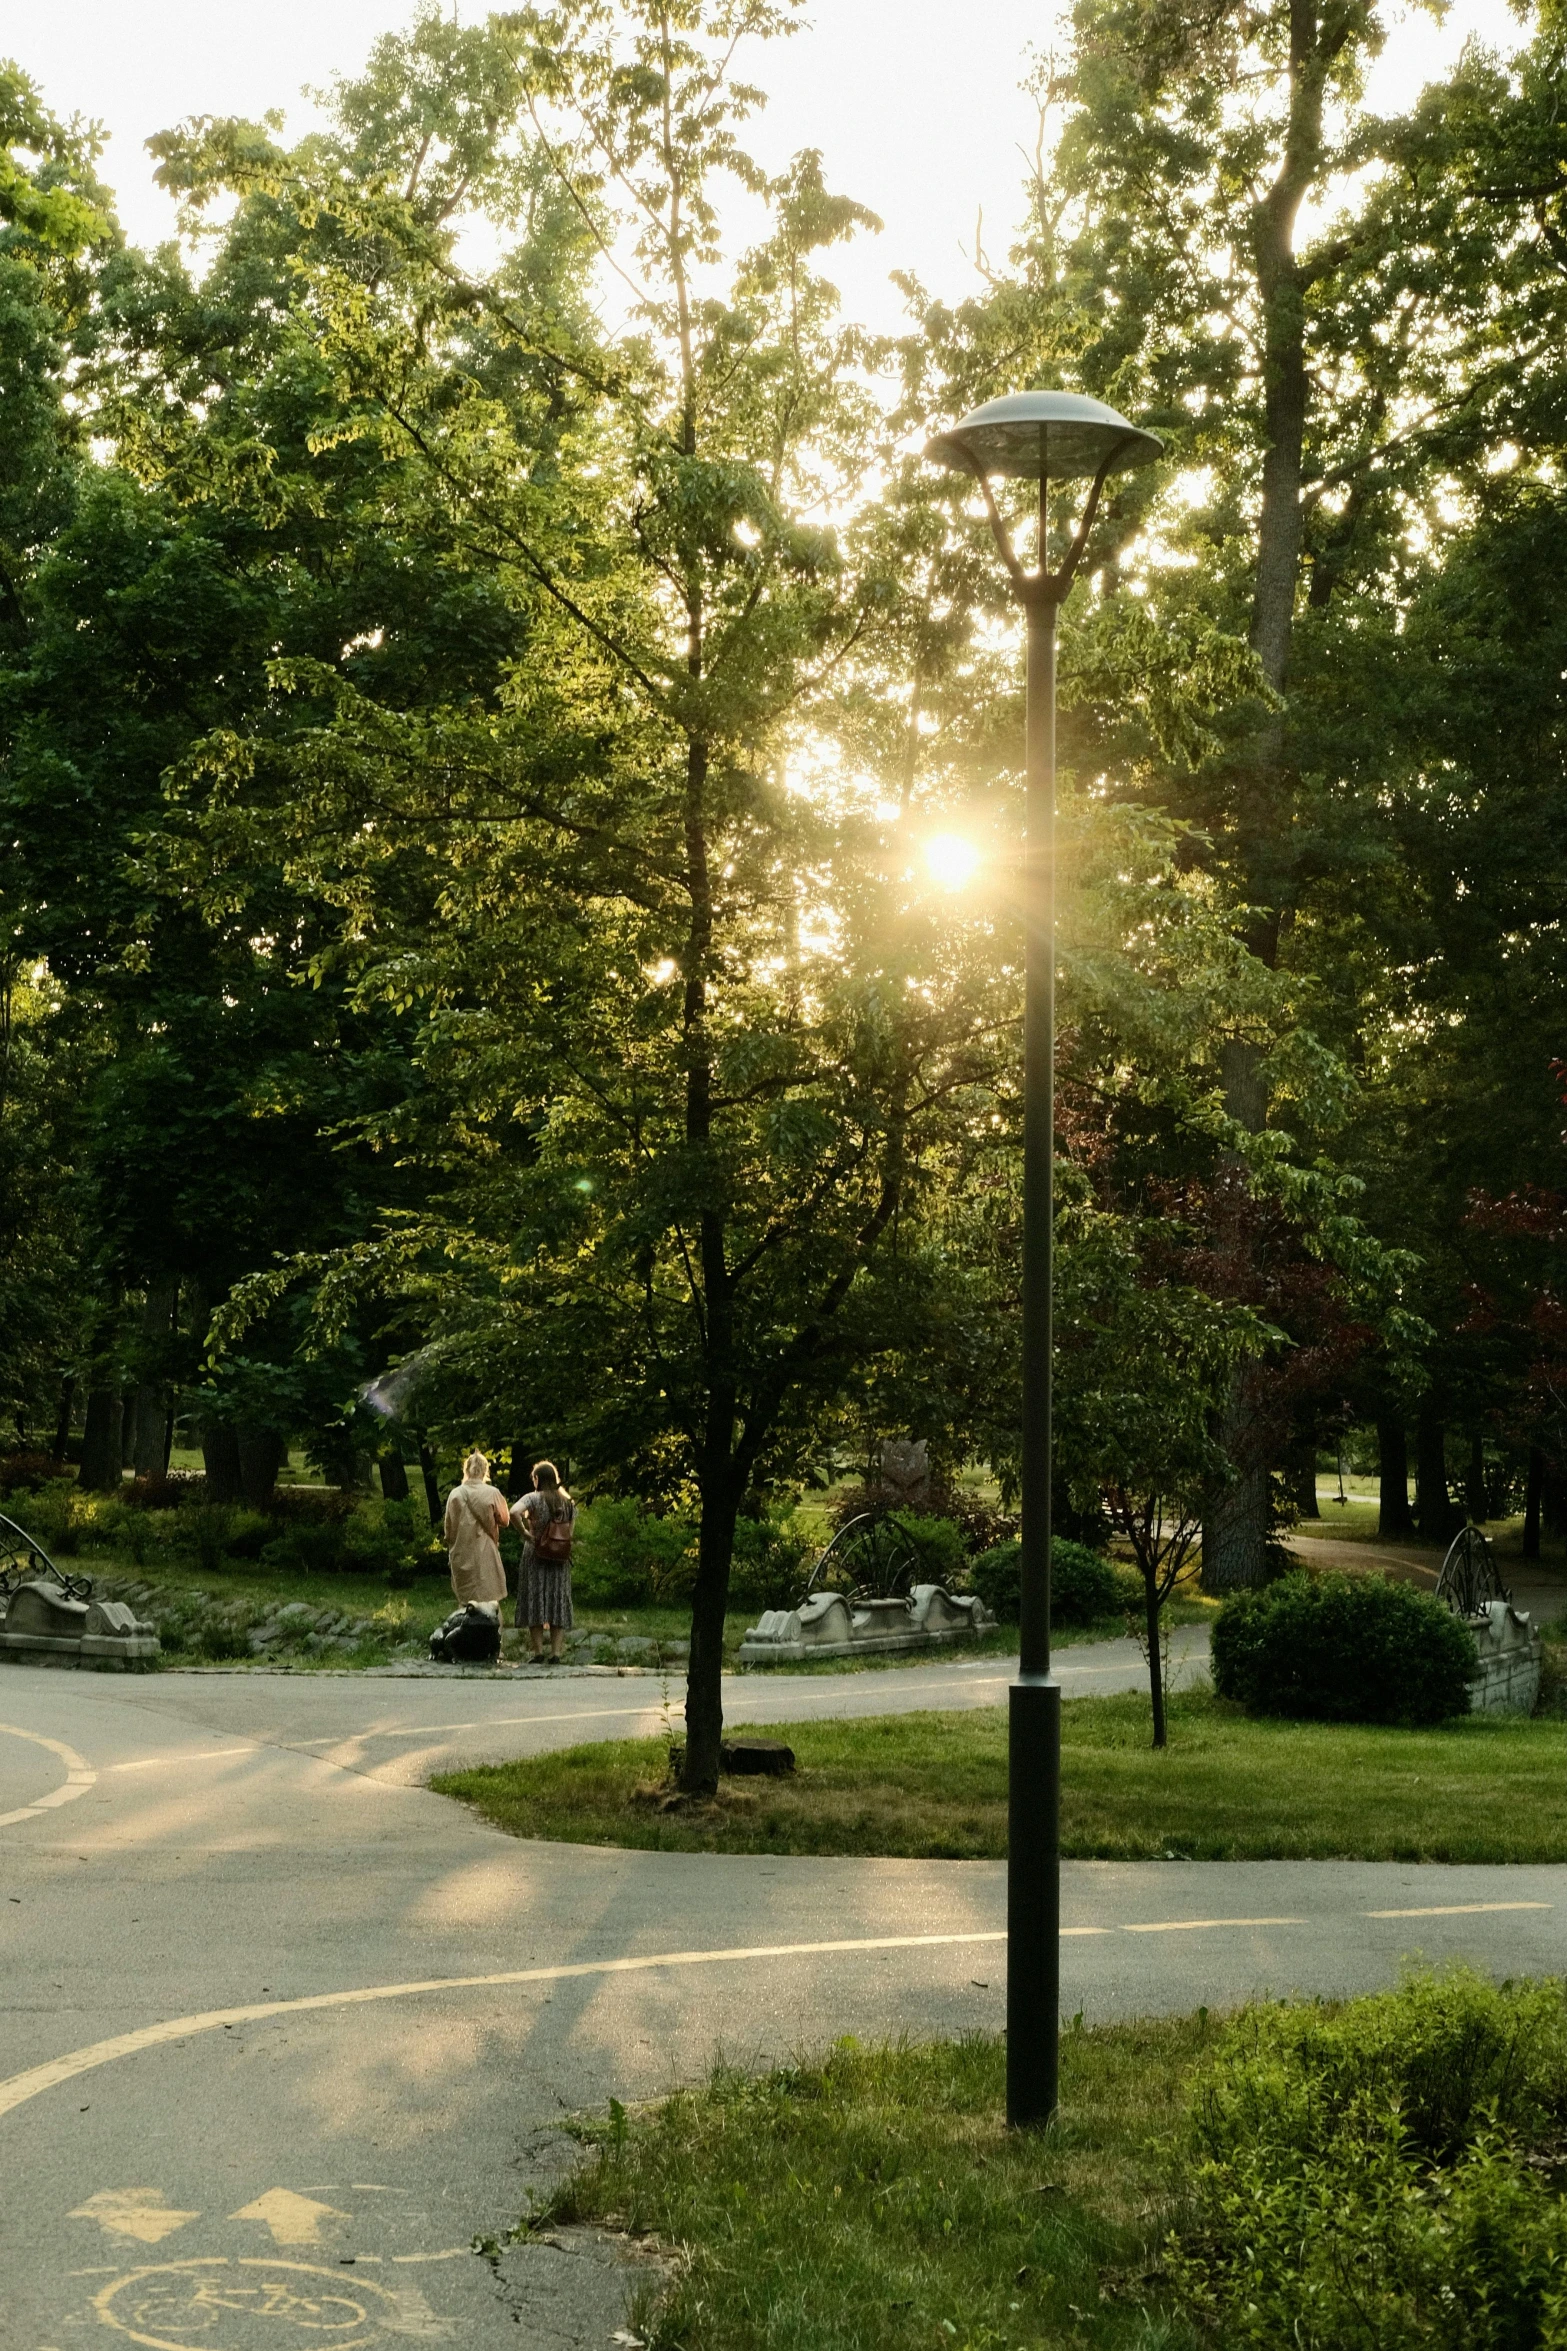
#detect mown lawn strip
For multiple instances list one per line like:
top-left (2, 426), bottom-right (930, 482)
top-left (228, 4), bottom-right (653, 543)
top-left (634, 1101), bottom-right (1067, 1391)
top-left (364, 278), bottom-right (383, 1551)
top-left (433, 1689), bottom-right (1567, 1863)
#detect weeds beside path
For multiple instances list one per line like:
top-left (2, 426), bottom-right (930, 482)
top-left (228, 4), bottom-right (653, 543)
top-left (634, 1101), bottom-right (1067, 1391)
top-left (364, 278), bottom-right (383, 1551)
top-left (546, 2022), bottom-right (1205, 2351)
top-left (434, 1689), bottom-right (1567, 1863)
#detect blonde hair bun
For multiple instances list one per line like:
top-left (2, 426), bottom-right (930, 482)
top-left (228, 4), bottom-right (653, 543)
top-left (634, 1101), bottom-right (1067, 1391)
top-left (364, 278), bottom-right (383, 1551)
top-left (463, 1450), bottom-right (490, 1481)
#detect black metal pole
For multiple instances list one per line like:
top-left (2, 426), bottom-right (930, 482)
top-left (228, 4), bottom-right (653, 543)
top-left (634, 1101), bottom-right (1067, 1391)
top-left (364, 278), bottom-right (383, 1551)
top-left (1006, 533), bottom-right (1061, 2128)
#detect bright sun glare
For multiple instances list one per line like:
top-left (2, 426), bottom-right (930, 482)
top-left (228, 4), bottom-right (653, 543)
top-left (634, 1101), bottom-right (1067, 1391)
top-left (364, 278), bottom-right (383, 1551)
top-left (924, 833), bottom-right (981, 888)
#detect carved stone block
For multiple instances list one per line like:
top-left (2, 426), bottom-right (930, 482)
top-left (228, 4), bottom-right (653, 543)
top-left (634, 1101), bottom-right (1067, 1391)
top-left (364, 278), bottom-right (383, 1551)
top-left (738, 1581), bottom-right (993, 1664)
top-left (0, 1580), bottom-right (159, 1670)
top-left (1466, 1600), bottom-right (1541, 1716)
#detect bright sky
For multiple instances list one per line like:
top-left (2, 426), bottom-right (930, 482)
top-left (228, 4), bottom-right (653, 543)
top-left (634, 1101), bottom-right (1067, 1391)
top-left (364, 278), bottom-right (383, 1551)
top-left (11, 0), bottom-right (1509, 337)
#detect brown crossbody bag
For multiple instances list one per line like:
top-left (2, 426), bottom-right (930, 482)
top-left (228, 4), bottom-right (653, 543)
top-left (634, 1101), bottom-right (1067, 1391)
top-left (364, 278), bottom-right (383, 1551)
top-left (532, 1496), bottom-right (573, 1564)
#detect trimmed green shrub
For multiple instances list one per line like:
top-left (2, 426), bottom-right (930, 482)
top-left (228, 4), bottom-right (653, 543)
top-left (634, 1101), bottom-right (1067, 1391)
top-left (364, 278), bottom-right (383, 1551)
top-left (12, 1480), bottom-right (82, 1555)
top-left (180, 1506), bottom-right (248, 1574)
top-left (571, 1500), bottom-right (698, 1605)
top-left (0, 1451), bottom-right (64, 1496)
top-left (969, 1537), bottom-right (1121, 1627)
top-left (891, 1511), bottom-right (968, 1588)
top-left (728, 1513), bottom-right (813, 1612)
top-left (1172, 1968), bottom-right (1567, 2349)
top-left (1212, 1571), bottom-right (1477, 1725)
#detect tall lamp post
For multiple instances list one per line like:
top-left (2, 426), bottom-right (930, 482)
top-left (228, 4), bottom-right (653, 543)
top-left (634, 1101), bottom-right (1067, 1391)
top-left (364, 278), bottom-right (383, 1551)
top-left (926, 392), bottom-right (1162, 2127)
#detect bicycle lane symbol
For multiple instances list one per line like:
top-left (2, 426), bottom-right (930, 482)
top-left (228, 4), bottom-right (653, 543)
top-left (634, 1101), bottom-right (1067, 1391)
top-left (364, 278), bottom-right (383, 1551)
top-left (92, 2256), bottom-right (455, 2349)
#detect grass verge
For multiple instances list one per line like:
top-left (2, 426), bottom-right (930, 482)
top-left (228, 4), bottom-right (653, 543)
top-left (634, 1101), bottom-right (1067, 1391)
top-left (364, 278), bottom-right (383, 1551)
top-left (433, 1687), bottom-right (1567, 1862)
top-left (546, 2021), bottom-right (1204, 2351)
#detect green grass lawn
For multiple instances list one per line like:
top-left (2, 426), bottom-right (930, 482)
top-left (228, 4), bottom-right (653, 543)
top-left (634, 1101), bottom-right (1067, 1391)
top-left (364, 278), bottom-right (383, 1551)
top-left (1293, 1499), bottom-right (1389, 1542)
top-left (433, 1687), bottom-right (1567, 1863)
top-left (540, 2020), bottom-right (1206, 2351)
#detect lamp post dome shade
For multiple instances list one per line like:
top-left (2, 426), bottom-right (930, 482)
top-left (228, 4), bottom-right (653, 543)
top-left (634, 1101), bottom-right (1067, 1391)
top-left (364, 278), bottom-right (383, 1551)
top-left (927, 390), bottom-right (1162, 481)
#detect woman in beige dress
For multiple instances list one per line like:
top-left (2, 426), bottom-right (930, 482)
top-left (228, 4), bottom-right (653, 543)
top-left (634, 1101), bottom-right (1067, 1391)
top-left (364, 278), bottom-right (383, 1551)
top-left (442, 1451), bottom-right (510, 1619)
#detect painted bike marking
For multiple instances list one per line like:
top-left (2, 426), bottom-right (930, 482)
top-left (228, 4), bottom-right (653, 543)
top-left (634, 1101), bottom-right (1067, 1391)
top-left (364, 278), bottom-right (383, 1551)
top-left (70, 2189), bottom-right (200, 2245)
top-left (0, 1722), bottom-right (95, 1829)
top-left (91, 2255), bottom-right (450, 2351)
top-left (230, 2190), bottom-right (351, 2247)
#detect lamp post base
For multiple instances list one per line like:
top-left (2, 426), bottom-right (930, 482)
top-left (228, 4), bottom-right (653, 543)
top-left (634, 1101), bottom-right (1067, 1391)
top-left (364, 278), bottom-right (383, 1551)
top-left (1006, 1673), bottom-right (1061, 2127)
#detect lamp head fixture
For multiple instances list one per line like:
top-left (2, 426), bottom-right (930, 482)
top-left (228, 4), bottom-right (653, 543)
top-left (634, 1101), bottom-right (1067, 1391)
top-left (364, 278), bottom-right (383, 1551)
top-left (925, 390), bottom-right (1163, 483)
top-left (926, 390), bottom-right (1162, 605)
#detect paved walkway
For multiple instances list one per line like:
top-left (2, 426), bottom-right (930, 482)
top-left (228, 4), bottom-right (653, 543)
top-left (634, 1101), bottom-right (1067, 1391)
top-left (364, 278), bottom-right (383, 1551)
top-left (1, 1647), bottom-right (1561, 2349)
top-left (1288, 1527), bottom-right (1567, 1620)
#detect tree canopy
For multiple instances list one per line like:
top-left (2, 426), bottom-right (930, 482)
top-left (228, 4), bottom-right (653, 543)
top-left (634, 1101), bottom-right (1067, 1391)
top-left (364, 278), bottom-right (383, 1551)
top-left (3, 0), bottom-right (1564, 1782)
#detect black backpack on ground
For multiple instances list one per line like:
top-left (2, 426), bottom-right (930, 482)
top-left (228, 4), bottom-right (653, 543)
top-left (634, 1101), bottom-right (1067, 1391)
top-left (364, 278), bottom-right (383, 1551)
top-left (429, 1606), bottom-right (501, 1665)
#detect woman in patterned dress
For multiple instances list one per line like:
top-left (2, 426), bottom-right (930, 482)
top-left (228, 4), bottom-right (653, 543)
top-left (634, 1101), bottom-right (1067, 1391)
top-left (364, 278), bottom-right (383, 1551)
top-left (516, 1460), bottom-right (576, 1663)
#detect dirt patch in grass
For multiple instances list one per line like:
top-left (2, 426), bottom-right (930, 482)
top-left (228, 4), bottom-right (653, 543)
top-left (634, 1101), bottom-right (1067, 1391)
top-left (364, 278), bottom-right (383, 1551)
top-left (543, 2020), bottom-right (1208, 2351)
top-left (433, 1688), bottom-right (1567, 1863)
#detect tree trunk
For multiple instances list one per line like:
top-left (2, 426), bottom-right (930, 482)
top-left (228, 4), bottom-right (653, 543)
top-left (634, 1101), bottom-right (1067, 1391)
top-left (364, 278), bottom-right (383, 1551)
top-left (235, 1423), bottom-right (283, 1512)
top-left (1201, 1458), bottom-right (1270, 1590)
top-left (1144, 1570), bottom-right (1167, 1750)
top-left (1202, 13), bottom-right (1346, 1591)
top-left (1290, 1445), bottom-right (1320, 1518)
top-left (52, 1373), bottom-right (75, 1466)
top-left (132, 1281), bottom-right (177, 1480)
top-left (418, 1441), bottom-right (442, 1526)
top-left (506, 1439), bottom-right (531, 1502)
top-left (120, 1389), bottom-right (139, 1472)
top-left (1465, 1432), bottom-right (1487, 1526)
top-left (682, 1468), bottom-right (742, 1795)
top-left (379, 1447), bottom-right (410, 1502)
top-left (203, 1421), bottom-right (242, 1504)
top-left (1377, 1418), bottom-right (1413, 1538)
top-left (1544, 1461), bottom-right (1567, 1544)
top-left (79, 1388), bottom-right (123, 1492)
top-left (1415, 1404), bottom-right (1454, 1542)
top-left (1203, 1049), bottom-right (1273, 1586)
top-left (334, 1452), bottom-right (373, 1496)
top-left (1523, 1446), bottom-right (1543, 1560)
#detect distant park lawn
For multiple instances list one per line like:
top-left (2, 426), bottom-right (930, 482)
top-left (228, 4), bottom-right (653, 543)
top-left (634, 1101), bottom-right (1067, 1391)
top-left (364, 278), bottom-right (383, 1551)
top-left (432, 1689), bottom-right (1567, 1864)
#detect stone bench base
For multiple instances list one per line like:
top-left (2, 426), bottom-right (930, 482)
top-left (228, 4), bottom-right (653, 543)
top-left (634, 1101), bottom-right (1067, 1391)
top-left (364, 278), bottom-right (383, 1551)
top-left (739, 1583), bottom-right (993, 1667)
top-left (1466, 1601), bottom-right (1541, 1715)
top-left (0, 1583), bottom-right (160, 1672)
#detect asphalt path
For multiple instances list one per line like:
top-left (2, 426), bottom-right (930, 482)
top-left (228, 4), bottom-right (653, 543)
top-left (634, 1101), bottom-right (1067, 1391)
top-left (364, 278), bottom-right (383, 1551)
top-left (2, 1637), bottom-right (1562, 2350)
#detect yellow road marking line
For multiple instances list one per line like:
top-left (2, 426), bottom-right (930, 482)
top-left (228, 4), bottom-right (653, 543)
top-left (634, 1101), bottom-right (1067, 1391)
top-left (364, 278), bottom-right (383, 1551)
top-left (0, 1933), bottom-right (1011, 2120)
top-left (1364, 1901), bottom-right (1554, 1919)
top-left (390, 2249), bottom-right (470, 2263)
top-left (0, 1723), bottom-right (95, 1829)
top-left (1121, 1916), bottom-right (1306, 1933)
top-left (106, 1749), bottom-right (261, 1771)
top-left (4, 1897), bottom-right (1547, 2126)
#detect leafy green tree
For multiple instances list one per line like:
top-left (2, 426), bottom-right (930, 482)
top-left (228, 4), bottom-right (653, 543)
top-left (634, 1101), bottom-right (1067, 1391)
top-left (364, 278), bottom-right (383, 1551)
top-left (893, 0), bottom-right (1567, 1579)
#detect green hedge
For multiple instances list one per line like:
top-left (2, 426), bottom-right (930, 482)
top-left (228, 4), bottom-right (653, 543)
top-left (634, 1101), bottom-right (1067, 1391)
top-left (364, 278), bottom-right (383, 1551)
top-left (1173, 1968), bottom-right (1567, 2348)
top-left (4, 1480), bottom-right (444, 1582)
top-left (1212, 1571), bottom-right (1477, 1726)
top-left (570, 1500), bottom-right (811, 1613)
top-left (968, 1538), bottom-right (1122, 1627)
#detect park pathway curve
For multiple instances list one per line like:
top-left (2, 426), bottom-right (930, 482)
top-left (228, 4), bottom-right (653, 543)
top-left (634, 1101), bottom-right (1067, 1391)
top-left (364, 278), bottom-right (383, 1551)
top-left (1, 1642), bottom-right (1560, 2349)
